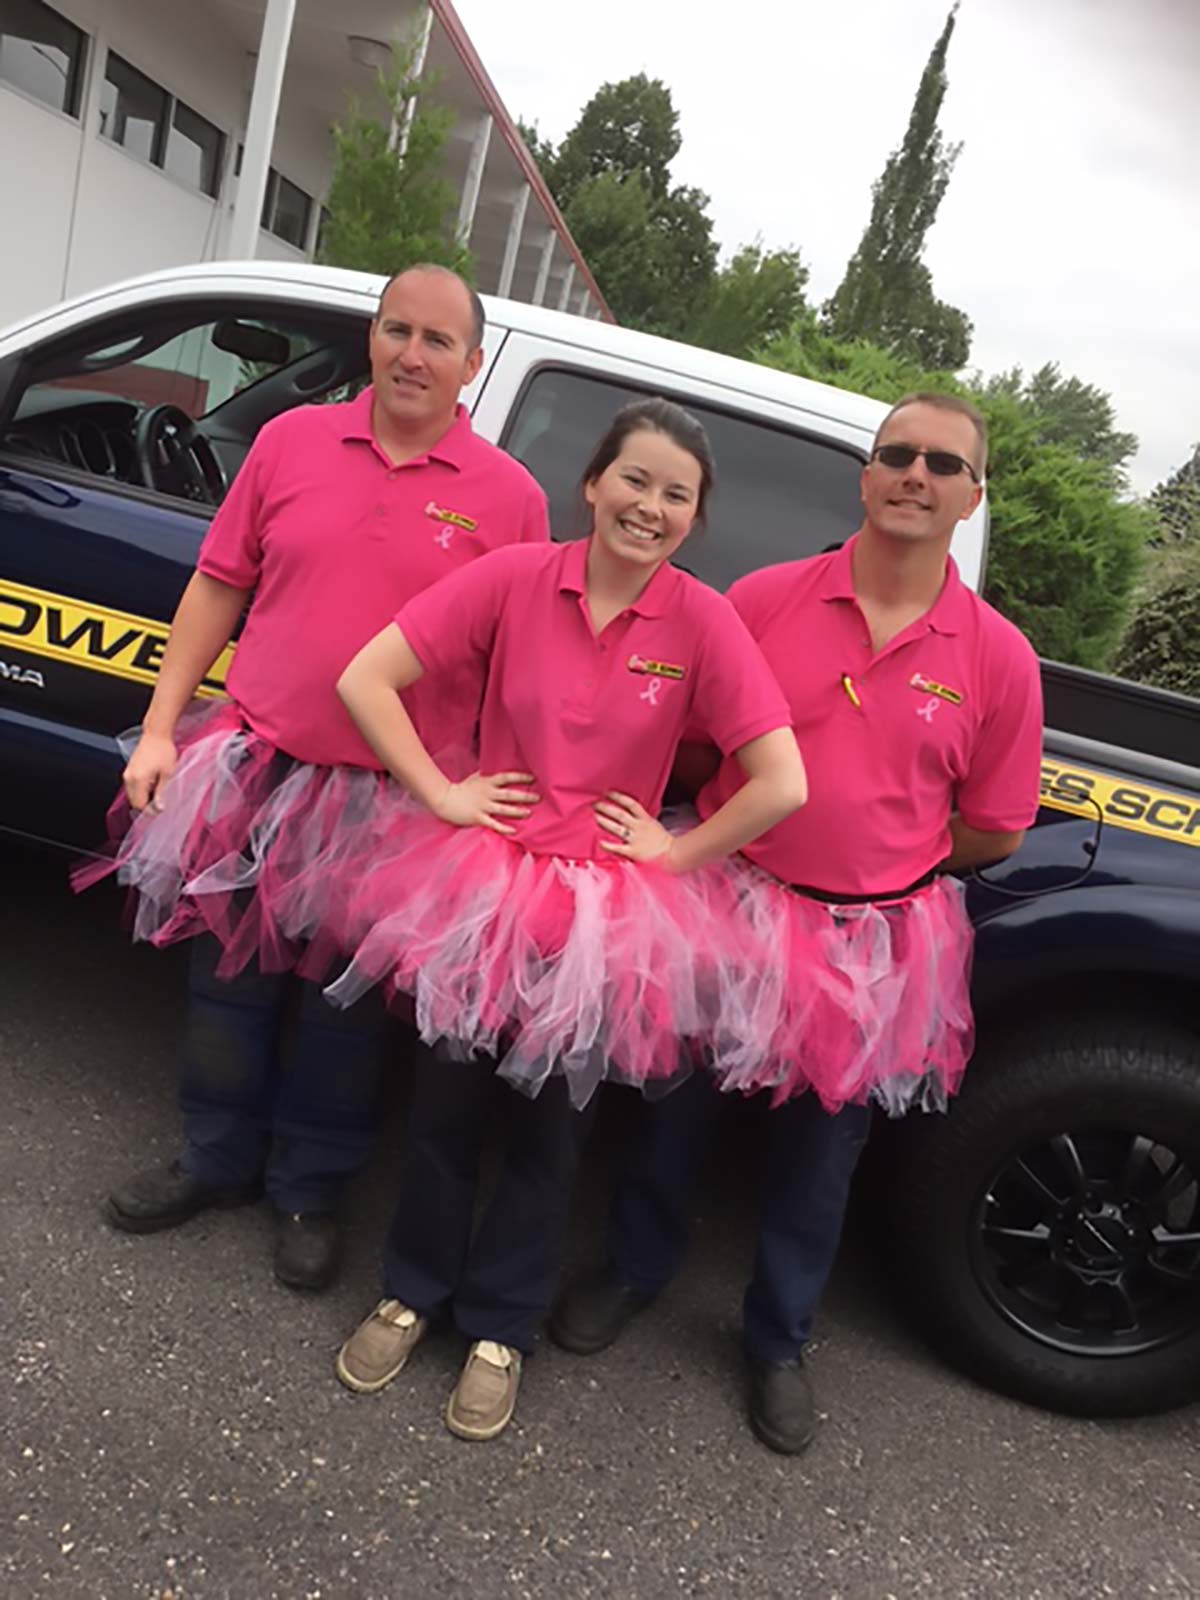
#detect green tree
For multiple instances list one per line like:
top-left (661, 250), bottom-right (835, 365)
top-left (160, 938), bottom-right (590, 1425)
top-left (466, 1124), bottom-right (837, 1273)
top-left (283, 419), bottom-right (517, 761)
top-left (974, 388), bottom-right (1148, 667)
top-left (982, 363), bottom-right (1139, 485)
top-left (902, 265), bottom-right (973, 371)
top-left (1145, 445), bottom-right (1200, 548)
top-left (1112, 541), bottom-right (1200, 696)
top-left (824, 5), bottom-right (972, 369)
top-left (759, 318), bottom-right (1150, 666)
top-left (547, 73), bottom-right (680, 210)
top-left (759, 310), bottom-right (951, 402)
top-left (650, 182), bottom-right (720, 335)
top-left (319, 31), bottom-right (471, 279)
top-left (515, 117), bottom-right (556, 175)
top-left (559, 172), bottom-right (660, 328)
top-left (690, 243), bottom-right (809, 359)
top-left (527, 75), bottom-right (718, 335)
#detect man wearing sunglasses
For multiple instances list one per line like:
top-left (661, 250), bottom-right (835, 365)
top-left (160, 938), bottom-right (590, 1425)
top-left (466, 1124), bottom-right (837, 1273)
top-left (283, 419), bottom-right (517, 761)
top-left (552, 391), bottom-right (1044, 1456)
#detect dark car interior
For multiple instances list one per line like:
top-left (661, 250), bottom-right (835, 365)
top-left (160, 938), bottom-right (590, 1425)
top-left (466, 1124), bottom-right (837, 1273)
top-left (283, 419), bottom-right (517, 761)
top-left (0, 299), bottom-right (372, 510)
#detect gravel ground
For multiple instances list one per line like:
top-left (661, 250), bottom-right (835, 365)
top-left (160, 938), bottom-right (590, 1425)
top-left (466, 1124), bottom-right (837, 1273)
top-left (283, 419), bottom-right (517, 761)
top-left (2, 842), bottom-right (1197, 1599)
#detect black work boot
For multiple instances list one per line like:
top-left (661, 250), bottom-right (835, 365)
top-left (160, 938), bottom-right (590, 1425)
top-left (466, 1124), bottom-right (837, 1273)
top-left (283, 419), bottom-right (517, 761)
top-left (549, 1268), bottom-right (654, 1355)
top-left (105, 1160), bottom-right (259, 1234)
top-left (273, 1212), bottom-right (339, 1291)
top-left (746, 1354), bottom-right (817, 1455)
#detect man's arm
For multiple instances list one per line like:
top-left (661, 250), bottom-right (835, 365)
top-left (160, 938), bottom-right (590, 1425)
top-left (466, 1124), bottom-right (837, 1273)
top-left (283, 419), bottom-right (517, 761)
top-left (950, 630), bottom-right (1044, 874)
top-left (123, 572), bottom-right (250, 811)
top-left (943, 816), bottom-right (1026, 873)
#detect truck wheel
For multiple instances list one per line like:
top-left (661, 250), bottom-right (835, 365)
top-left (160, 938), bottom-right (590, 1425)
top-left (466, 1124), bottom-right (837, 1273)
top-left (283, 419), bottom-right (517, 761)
top-left (885, 1018), bottom-right (1200, 1417)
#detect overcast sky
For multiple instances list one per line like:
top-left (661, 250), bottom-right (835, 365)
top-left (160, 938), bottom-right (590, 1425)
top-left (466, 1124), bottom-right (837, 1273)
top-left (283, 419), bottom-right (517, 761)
top-left (456, 0), bottom-right (1200, 494)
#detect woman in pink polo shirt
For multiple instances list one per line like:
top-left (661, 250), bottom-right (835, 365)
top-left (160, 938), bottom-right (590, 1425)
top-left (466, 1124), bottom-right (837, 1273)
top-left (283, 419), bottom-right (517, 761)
top-left (326, 398), bottom-right (807, 1441)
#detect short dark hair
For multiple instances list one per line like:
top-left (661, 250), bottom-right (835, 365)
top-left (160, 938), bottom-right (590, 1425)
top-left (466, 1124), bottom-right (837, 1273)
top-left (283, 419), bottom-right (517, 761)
top-left (580, 397), bottom-right (716, 526)
top-left (875, 390), bottom-right (989, 475)
top-left (374, 263), bottom-right (486, 351)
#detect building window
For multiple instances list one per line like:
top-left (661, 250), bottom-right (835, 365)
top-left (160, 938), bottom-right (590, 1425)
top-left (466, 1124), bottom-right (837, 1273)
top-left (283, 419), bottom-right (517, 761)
top-left (100, 51), bottom-right (167, 164)
top-left (233, 145), bottom-right (315, 251)
top-left (262, 169), bottom-right (312, 250)
top-left (164, 98), bottom-right (225, 197)
top-left (0, 0), bottom-right (87, 116)
top-left (99, 50), bottom-right (226, 201)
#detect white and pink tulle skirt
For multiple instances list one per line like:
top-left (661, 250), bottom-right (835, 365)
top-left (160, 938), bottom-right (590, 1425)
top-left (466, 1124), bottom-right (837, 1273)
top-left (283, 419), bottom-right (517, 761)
top-left (711, 871), bottom-right (975, 1116)
top-left (322, 810), bottom-right (779, 1109)
top-left (70, 700), bottom-right (421, 983)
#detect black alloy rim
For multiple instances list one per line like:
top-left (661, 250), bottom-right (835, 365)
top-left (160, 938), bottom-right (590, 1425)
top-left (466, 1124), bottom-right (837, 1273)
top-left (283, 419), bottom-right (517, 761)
top-left (971, 1129), bottom-right (1200, 1356)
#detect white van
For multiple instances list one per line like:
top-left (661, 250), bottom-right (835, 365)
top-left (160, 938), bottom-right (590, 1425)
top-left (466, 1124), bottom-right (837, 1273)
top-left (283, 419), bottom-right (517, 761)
top-left (0, 260), bottom-right (988, 601)
top-left (9, 265), bottom-right (1200, 1426)
top-left (0, 257), bottom-right (987, 850)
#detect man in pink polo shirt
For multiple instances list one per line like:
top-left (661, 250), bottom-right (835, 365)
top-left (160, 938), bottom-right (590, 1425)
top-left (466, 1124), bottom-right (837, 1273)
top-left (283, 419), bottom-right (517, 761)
top-left (552, 392), bottom-right (1043, 1454)
top-left (101, 265), bottom-right (548, 1290)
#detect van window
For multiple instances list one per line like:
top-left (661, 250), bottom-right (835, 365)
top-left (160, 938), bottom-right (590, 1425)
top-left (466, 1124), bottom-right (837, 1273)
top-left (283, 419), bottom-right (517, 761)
top-left (502, 367), bottom-right (865, 590)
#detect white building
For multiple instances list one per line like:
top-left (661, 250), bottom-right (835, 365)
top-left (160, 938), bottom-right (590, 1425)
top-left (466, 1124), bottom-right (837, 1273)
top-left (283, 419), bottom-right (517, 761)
top-left (0, 0), bottom-right (611, 327)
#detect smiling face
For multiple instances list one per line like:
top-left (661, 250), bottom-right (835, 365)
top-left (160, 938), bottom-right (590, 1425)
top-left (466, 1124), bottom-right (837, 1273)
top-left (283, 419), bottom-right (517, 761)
top-left (368, 269), bottom-right (482, 437)
top-left (861, 401), bottom-right (984, 545)
top-left (584, 428), bottom-right (702, 572)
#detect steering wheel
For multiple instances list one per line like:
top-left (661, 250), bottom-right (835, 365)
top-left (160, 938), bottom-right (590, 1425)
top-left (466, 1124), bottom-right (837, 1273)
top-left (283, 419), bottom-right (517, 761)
top-left (133, 404), bottom-right (227, 505)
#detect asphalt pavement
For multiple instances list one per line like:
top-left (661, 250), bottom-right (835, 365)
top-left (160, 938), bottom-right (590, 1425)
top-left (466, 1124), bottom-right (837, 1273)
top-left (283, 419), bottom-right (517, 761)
top-left (2, 839), bottom-right (1198, 1600)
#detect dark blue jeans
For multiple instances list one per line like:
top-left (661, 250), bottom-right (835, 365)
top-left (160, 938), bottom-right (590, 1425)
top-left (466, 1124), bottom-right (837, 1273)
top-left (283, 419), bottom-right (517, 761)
top-left (608, 1071), bottom-right (871, 1362)
top-left (178, 935), bottom-right (388, 1214)
top-left (382, 1046), bottom-right (597, 1353)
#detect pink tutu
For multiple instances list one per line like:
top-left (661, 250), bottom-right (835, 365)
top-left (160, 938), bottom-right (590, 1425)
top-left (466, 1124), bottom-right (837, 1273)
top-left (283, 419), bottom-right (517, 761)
top-left (71, 700), bottom-right (420, 982)
top-left (711, 871), bottom-right (975, 1115)
top-left (323, 809), bottom-right (779, 1108)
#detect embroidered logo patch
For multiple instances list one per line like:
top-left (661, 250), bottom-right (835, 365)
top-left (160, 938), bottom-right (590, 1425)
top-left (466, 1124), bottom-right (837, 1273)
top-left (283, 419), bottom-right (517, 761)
top-left (424, 500), bottom-right (478, 531)
top-left (627, 653), bottom-right (686, 680)
top-left (909, 671), bottom-right (962, 706)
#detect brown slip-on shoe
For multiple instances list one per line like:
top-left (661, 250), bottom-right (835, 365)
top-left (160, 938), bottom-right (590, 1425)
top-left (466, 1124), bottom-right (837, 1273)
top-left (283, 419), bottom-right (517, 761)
top-left (336, 1300), bottom-right (428, 1394)
top-left (445, 1340), bottom-right (522, 1441)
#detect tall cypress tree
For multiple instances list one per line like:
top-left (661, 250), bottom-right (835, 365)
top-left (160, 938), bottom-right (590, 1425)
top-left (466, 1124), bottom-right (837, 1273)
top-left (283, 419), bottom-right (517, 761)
top-left (824, 4), bottom-right (972, 369)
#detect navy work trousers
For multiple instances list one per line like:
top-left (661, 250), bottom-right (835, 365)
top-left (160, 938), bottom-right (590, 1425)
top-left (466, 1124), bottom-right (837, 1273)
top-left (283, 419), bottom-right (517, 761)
top-left (178, 935), bottom-right (387, 1214)
top-left (382, 1047), bottom-right (596, 1353)
top-left (607, 1071), bottom-right (871, 1361)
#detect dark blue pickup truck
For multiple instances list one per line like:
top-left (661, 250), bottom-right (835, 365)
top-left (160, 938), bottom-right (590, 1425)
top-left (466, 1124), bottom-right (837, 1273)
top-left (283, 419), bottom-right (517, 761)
top-left (2, 263), bottom-right (1198, 1419)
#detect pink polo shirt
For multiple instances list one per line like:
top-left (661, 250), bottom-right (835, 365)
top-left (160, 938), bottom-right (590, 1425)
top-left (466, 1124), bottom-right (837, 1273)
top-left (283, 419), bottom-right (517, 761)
top-left (698, 537), bottom-right (1043, 895)
top-left (197, 392), bottom-right (548, 767)
top-left (396, 538), bottom-right (793, 860)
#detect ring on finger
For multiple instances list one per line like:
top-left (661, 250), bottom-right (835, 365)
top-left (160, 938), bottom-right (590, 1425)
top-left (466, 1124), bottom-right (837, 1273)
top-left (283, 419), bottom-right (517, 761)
top-left (621, 823), bottom-right (631, 841)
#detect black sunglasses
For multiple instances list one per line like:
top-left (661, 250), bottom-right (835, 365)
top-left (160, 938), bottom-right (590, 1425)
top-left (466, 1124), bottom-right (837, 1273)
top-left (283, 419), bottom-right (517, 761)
top-left (871, 444), bottom-right (979, 482)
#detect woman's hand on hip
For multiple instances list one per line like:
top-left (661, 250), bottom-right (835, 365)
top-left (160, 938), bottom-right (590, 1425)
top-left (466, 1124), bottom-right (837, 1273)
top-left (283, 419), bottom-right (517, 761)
top-left (432, 771), bottom-right (539, 835)
top-left (594, 791), bottom-right (676, 866)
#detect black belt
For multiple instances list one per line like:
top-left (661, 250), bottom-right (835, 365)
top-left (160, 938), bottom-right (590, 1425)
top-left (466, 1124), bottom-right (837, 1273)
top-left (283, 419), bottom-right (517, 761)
top-left (785, 867), bottom-right (940, 906)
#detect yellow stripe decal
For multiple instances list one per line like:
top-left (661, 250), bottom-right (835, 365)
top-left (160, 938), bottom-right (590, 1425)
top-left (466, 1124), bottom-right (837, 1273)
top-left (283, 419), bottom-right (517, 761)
top-left (1040, 760), bottom-right (1200, 847)
top-left (2, 573), bottom-right (1196, 851)
top-left (0, 577), bottom-right (231, 696)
